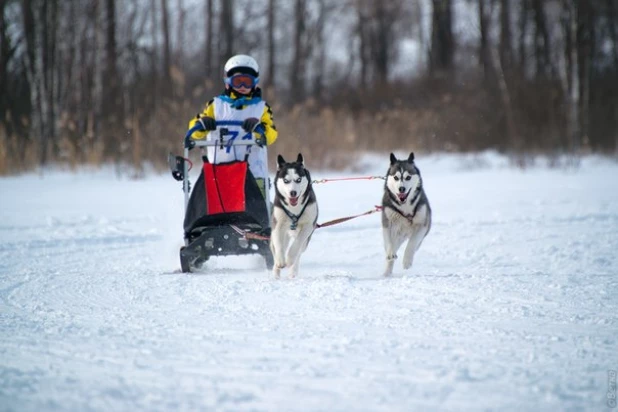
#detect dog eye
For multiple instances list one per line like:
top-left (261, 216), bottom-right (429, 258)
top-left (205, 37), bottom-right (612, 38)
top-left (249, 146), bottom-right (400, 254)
top-left (295, 178), bottom-right (301, 183)
top-left (283, 179), bottom-right (290, 184)
top-left (394, 176), bottom-right (399, 181)
top-left (405, 176), bottom-right (411, 181)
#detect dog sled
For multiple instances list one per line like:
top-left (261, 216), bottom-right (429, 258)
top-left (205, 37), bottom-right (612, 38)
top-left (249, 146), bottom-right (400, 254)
top-left (169, 121), bottom-right (274, 273)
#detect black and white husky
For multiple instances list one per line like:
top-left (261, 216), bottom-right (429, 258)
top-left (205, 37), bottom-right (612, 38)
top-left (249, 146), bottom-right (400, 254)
top-left (270, 154), bottom-right (318, 278)
top-left (382, 152), bottom-right (432, 276)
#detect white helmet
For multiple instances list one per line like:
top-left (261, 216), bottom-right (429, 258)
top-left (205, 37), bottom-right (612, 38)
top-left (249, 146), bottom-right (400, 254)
top-left (224, 54), bottom-right (259, 77)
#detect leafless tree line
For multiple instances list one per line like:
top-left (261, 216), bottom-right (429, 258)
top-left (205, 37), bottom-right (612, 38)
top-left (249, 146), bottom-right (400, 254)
top-left (0, 0), bottom-right (617, 174)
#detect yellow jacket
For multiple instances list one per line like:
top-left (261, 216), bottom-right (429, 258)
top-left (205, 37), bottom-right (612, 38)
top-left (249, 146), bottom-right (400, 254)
top-left (188, 89), bottom-right (278, 145)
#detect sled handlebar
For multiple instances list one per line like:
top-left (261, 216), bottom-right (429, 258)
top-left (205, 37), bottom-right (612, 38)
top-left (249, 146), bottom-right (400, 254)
top-left (184, 120), bottom-right (265, 143)
top-left (192, 140), bottom-right (257, 147)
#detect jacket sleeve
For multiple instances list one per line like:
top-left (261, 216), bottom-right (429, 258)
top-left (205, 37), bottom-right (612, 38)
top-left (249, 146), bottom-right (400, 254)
top-left (260, 103), bottom-right (278, 146)
top-left (187, 100), bottom-right (215, 140)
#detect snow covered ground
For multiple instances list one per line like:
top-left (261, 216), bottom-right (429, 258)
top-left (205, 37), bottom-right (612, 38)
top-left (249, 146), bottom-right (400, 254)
top-left (1, 152), bottom-right (617, 411)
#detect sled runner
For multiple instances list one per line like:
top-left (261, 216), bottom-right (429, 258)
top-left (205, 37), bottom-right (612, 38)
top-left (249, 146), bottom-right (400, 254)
top-left (169, 121), bottom-right (274, 273)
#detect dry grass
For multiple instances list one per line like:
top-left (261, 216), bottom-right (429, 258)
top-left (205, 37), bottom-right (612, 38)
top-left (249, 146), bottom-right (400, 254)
top-left (1, 74), bottom-right (615, 176)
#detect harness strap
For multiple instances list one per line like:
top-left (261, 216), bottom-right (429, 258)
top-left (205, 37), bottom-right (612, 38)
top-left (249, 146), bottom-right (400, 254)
top-left (281, 200), bottom-right (311, 230)
top-left (316, 206), bottom-right (382, 228)
top-left (230, 225), bottom-right (270, 241)
top-left (245, 232), bottom-right (270, 241)
top-left (312, 176), bottom-right (385, 184)
top-left (229, 205), bottom-right (383, 241)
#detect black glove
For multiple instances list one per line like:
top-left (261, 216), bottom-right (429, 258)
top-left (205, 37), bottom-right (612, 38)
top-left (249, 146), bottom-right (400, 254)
top-left (197, 116), bottom-right (216, 131)
top-left (241, 117), bottom-right (260, 132)
top-left (254, 134), bottom-right (266, 148)
top-left (184, 135), bottom-right (196, 150)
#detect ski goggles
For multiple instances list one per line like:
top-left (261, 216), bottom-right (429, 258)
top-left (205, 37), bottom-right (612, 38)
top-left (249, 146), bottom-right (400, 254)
top-left (225, 73), bottom-right (259, 89)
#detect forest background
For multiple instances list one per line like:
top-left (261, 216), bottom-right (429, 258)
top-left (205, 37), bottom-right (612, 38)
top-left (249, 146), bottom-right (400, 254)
top-left (1, 0), bottom-right (617, 175)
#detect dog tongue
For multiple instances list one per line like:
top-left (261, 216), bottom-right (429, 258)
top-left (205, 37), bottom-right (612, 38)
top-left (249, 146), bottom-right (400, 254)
top-left (289, 196), bottom-right (299, 206)
top-left (398, 193), bottom-right (407, 202)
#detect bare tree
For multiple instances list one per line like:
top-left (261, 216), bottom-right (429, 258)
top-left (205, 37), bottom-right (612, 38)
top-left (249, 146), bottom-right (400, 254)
top-left (531, 0), bottom-right (552, 78)
top-left (149, 0), bottom-right (159, 109)
top-left (47, 0), bottom-right (59, 158)
top-left (0, 0), bottom-right (14, 171)
top-left (492, 34), bottom-right (519, 154)
top-left (608, 0), bottom-right (618, 69)
top-left (561, 0), bottom-right (578, 155)
top-left (205, 0), bottom-right (214, 79)
top-left (499, 0), bottom-right (513, 71)
top-left (518, 0), bottom-right (530, 71)
top-left (353, 0), bottom-right (406, 86)
top-left (160, 0), bottom-right (172, 97)
top-left (104, 0), bottom-right (122, 135)
top-left (265, 0), bottom-right (276, 91)
top-left (290, 0), bottom-right (307, 101)
top-left (430, 0), bottom-right (454, 75)
top-left (575, 0), bottom-right (593, 151)
top-left (0, 1), bottom-right (12, 134)
top-left (75, 1), bottom-right (99, 155)
top-left (608, 0), bottom-right (618, 154)
top-left (22, 0), bottom-right (49, 165)
top-left (372, 1), bottom-right (397, 84)
top-left (176, 0), bottom-right (185, 63)
top-left (478, 0), bottom-right (492, 78)
top-left (312, 0), bottom-right (327, 100)
top-left (356, 0), bottom-right (370, 86)
top-left (93, 0), bottom-right (104, 153)
top-left (220, 0), bottom-right (234, 63)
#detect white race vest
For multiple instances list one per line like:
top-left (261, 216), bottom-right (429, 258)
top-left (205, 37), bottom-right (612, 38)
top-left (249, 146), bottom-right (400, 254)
top-left (205, 97), bottom-right (268, 180)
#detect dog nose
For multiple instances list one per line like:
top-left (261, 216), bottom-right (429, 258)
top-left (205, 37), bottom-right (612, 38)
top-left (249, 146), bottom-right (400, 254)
top-left (290, 190), bottom-right (297, 197)
top-left (398, 187), bottom-right (406, 193)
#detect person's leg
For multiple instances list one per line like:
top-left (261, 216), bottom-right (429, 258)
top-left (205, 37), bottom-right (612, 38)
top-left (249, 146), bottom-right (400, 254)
top-left (255, 178), bottom-right (266, 199)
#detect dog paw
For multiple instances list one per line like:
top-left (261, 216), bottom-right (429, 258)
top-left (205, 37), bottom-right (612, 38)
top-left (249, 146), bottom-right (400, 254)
top-left (288, 272), bottom-right (297, 279)
top-left (383, 260), bottom-right (395, 277)
top-left (273, 267), bottom-right (281, 279)
top-left (402, 252), bottom-right (414, 269)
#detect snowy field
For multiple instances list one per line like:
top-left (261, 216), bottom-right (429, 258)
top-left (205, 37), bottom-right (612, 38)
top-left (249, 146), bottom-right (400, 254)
top-left (1, 152), bottom-right (617, 412)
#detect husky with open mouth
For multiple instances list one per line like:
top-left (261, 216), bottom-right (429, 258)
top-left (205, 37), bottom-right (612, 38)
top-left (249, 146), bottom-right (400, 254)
top-left (270, 154), bottom-right (318, 278)
top-left (382, 152), bottom-right (432, 276)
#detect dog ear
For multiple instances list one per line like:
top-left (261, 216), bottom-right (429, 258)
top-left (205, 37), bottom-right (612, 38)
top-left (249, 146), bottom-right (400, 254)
top-left (297, 153), bottom-right (304, 165)
top-left (407, 152), bottom-right (415, 163)
top-left (277, 154), bottom-right (286, 169)
top-left (390, 153), bottom-right (397, 165)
